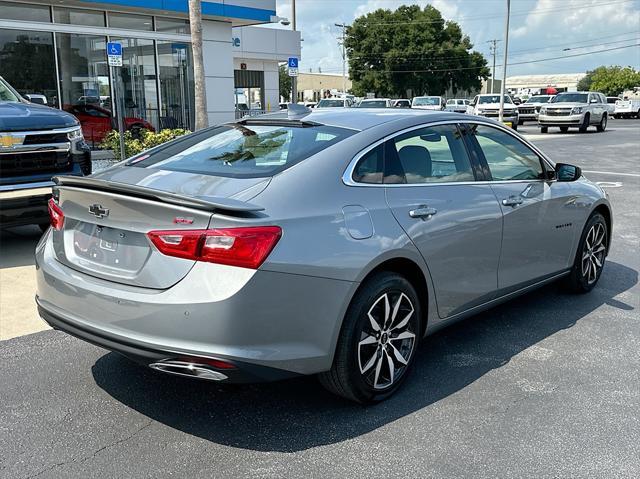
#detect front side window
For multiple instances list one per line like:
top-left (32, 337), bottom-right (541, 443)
top-left (468, 124), bottom-right (544, 181)
top-left (134, 124), bottom-right (355, 178)
top-left (0, 78), bottom-right (20, 102)
top-left (478, 95), bottom-right (513, 104)
top-left (387, 124), bottom-right (475, 184)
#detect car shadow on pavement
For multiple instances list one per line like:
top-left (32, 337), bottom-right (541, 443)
top-left (0, 226), bottom-right (42, 269)
top-left (92, 260), bottom-right (637, 453)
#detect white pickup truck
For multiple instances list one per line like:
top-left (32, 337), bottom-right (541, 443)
top-left (614, 88), bottom-right (640, 119)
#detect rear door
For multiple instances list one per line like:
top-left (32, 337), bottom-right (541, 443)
top-left (383, 123), bottom-right (503, 318)
top-left (463, 122), bottom-right (578, 294)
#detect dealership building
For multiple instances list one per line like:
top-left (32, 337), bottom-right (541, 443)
top-left (0, 0), bottom-right (300, 144)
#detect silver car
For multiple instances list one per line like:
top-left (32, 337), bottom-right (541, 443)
top-left (538, 92), bottom-right (609, 133)
top-left (36, 108), bottom-right (612, 403)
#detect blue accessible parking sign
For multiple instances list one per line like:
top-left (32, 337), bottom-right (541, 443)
top-left (107, 42), bottom-right (122, 66)
top-left (288, 57), bottom-right (298, 68)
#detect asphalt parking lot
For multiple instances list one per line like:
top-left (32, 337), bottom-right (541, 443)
top-left (1, 119), bottom-right (639, 478)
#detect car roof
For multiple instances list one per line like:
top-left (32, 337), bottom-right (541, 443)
top-left (236, 108), bottom-right (464, 132)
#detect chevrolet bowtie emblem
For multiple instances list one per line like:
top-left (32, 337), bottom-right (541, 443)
top-left (0, 134), bottom-right (24, 148)
top-left (88, 204), bottom-right (109, 219)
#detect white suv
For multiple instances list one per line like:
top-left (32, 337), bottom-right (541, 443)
top-left (468, 94), bottom-right (519, 130)
top-left (538, 92), bottom-right (608, 133)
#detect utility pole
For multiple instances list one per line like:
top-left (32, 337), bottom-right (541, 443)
top-left (335, 23), bottom-right (348, 97)
top-left (291, 0), bottom-right (298, 103)
top-left (487, 39), bottom-right (501, 94)
top-left (499, 0), bottom-right (511, 123)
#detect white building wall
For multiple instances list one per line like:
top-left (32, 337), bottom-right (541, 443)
top-left (202, 20), bottom-right (235, 124)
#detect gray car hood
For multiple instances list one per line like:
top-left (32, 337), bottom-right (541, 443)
top-left (545, 102), bottom-right (585, 109)
top-left (90, 166), bottom-right (271, 203)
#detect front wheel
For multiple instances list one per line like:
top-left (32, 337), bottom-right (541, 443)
top-left (563, 213), bottom-right (608, 293)
top-left (560, 126), bottom-right (569, 133)
top-left (512, 122), bottom-right (518, 131)
top-left (540, 126), bottom-right (548, 133)
top-left (319, 272), bottom-right (422, 403)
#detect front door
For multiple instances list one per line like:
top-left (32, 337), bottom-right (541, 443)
top-left (384, 123), bottom-right (503, 318)
top-left (464, 123), bottom-right (578, 294)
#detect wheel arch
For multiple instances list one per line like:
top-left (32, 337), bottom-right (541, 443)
top-left (353, 256), bottom-right (432, 339)
top-left (592, 202), bottom-right (613, 255)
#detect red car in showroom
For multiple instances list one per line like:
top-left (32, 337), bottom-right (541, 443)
top-left (63, 104), bottom-right (154, 146)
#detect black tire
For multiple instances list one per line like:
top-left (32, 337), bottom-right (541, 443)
top-left (512, 122), bottom-right (518, 131)
top-left (579, 113), bottom-right (590, 132)
top-left (540, 126), bottom-right (548, 133)
top-left (563, 212), bottom-right (608, 294)
top-left (559, 126), bottom-right (569, 133)
top-left (637, 109), bottom-right (640, 119)
top-left (596, 114), bottom-right (607, 132)
top-left (518, 119), bottom-right (524, 125)
top-left (319, 272), bottom-right (422, 403)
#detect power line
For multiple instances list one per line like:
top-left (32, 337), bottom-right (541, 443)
top-left (320, 43), bottom-right (640, 74)
top-left (346, 0), bottom-right (635, 26)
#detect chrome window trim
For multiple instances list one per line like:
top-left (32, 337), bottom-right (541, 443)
top-left (0, 144), bottom-right (70, 154)
top-left (342, 118), bottom-right (555, 188)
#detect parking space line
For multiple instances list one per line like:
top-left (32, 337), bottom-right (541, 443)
top-left (583, 170), bottom-right (640, 178)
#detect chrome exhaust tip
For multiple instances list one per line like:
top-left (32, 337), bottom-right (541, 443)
top-left (149, 360), bottom-right (229, 381)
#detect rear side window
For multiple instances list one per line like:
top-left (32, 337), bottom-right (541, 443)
top-left (387, 124), bottom-right (475, 184)
top-left (353, 144), bottom-right (384, 183)
top-left (132, 123), bottom-right (354, 178)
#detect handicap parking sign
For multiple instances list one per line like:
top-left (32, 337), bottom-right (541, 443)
top-left (107, 42), bottom-right (122, 67)
top-left (288, 57), bottom-right (298, 68)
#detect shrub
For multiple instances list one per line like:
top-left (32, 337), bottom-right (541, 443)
top-left (100, 128), bottom-right (190, 159)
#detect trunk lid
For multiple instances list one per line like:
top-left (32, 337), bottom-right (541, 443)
top-left (51, 167), bottom-right (269, 289)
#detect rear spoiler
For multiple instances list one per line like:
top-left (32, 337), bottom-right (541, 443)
top-left (52, 176), bottom-right (264, 213)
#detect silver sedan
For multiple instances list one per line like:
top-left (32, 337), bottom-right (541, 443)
top-left (36, 107), bottom-right (612, 403)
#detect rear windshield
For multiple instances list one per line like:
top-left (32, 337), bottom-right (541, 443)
top-left (317, 99), bottom-right (344, 107)
top-left (131, 123), bottom-right (355, 178)
top-left (358, 100), bottom-right (387, 108)
top-left (413, 97), bottom-right (441, 106)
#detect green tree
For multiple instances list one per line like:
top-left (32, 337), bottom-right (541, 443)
top-left (279, 64), bottom-right (292, 102)
top-left (588, 66), bottom-right (640, 96)
top-left (345, 4), bottom-right (489, 97)
top-left (576, 71), bottom-right (593, 92)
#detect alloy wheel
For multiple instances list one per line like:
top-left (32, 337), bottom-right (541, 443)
top-left (358, 292), bottom-right (416, 390)
top-left (582, 222), bottom-right (607, 284)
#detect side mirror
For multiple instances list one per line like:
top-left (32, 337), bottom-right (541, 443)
top-left (25, 95), bottom-right (45, 105)
top-left (555, 163), bottom-right (582, 182)
top-left (590, 98), bottom-right (598, 103)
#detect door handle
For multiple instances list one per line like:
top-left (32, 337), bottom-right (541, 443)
top-left (502, 196), bottom-right (524, 207)
top-left (409, 205), bottom-right (438, 218)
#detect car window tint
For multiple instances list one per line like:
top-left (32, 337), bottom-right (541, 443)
top-left (470, 124), bottom-right (543, 181)
top-left (133, 124), bottom-right (354, 178)
top-left (387, 124), bottom-right (475, 184)
top-left (353, 144), bottom-right (384, 184)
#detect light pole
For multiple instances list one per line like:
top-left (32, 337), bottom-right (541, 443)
top-left (291, 0), bottom-right (298, 103)
top-left (499, 0), bottom-right (511, 123)
top-left (335, 23), bottom-right (348, 97)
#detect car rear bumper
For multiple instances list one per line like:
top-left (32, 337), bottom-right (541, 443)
top-left (35, 230), bottom-right (355, 380)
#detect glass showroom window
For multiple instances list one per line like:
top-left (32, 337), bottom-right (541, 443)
top-left (157, 41), bottom-right (195, 130)
top-left (56, 33), bottom-right (111, 148)
top-left (111, 37), bottom-right (159, 130)
top-left (0, 1), bottom-right (51, 22)
top-left (108, 12), bottom-right (153, 31)
top-left (0, 29), bottom-right (57, 105)
top-left (155, 18), bottom-right (190, 34)
top-left (54, 7), bottom-right (106, 27)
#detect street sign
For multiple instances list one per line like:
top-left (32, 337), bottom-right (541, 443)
top-left (107, 42), bottom-right (122, 67)
top-left (288, 57), bottom-right (299, 77)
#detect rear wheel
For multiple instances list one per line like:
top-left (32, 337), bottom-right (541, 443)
top-left (579, 113), bottom-right (590, 133)
top-left (512, 122), bottom-right (518, 131)
top-left (559, 126), bottom-right (569, 133)
top-left (319, 272), bottom-right (422, 403)
top-left (596, 114), bottom-right (607, 132)
top-left (540, 126), bottom-right (548, 133)
top-left (563, 213), bottom-right (608, 293)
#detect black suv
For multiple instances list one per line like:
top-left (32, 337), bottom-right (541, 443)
top-left (0, 76), bottom-right (91, 229)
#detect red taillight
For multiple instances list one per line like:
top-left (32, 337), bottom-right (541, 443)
top-left (147, 226), bottom-right (282, 269)
top-left (48, 198), bottom-right (64, 231)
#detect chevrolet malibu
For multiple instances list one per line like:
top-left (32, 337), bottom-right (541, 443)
top-left (36, 107), bottom-right (612, 403)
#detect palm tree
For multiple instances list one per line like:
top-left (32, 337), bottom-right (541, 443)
top-left (188, 0), bottom-right (208, 130)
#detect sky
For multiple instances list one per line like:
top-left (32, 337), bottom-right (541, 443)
top-left (271, 0), bottom-right (640, 77)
